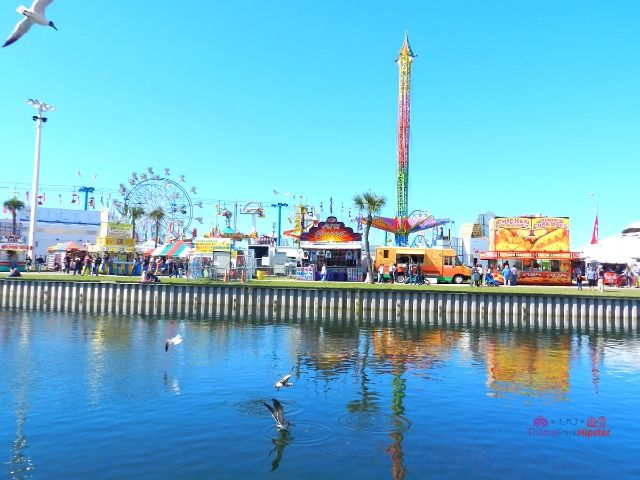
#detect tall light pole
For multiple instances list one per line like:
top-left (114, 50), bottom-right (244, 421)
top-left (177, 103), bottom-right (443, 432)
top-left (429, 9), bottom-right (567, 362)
top-left (25, 99), bottom-right (55, 256)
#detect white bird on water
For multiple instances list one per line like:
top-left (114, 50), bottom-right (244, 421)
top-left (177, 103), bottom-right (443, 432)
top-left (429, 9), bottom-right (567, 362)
top-left (263, 398), bottom-right (292, 431)
top-left (274, 367), bottom-right (294, 390)
top-left (165, 334), bottom-right (183, 352)
top-left (3, 0), bottom-right (57, 48)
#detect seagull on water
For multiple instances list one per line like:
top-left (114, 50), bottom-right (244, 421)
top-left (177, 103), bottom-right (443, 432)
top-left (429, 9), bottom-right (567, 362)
top-left (165, 334), bottom-right (183, 352)
top-left (274, 367), bottom-right (294, 390)
top-left (263, 398), bottom-right (292, 431)
top-left (3, 0), bottom-right (57, 48)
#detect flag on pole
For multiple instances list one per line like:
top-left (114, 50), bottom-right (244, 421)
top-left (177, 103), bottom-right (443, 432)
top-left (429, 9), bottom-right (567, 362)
top-left (590, 215), bottom-right (599, 244)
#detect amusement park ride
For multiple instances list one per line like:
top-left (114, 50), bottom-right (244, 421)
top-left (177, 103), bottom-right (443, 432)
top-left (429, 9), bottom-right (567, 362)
top-left (371, 33), bottom-right (452, 246)
top-left (117, 167), bottom-right (202, 243)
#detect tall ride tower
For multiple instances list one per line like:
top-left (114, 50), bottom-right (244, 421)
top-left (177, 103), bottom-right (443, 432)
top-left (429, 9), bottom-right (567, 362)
top-left (371, 35), bottom-right (451, 246)
top-left (395, 33), bottom-right (416, 246)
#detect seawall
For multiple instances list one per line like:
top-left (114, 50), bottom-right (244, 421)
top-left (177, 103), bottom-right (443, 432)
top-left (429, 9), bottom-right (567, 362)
top-left (1, 280), bottom-right (638, 332)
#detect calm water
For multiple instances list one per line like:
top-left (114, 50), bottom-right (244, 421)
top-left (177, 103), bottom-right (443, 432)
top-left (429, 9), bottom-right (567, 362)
top-left (1, 311), bottom-right (639, 480)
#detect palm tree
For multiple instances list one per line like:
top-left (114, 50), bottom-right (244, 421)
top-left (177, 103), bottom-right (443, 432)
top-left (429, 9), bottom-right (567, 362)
top-left (147, 207), bottom-right (165, 247)
top-left (128, 206), bottom-right (145, 242)
top-left (3, 198), bottom-right (25, 235)
top-left (353, 191), bottom-right (386, 283)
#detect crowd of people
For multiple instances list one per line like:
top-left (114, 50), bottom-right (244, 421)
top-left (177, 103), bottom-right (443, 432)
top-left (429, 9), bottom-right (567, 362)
top-left (22, 252), bottom-right (189, 281)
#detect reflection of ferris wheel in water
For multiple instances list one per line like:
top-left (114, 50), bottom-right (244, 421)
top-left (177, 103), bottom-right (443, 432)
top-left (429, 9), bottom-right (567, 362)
top-left (119, 168), bottom-right (200, 242)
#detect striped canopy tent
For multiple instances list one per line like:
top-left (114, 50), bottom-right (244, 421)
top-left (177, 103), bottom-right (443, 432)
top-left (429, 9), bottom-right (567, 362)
top-left (47, 241), bottom-right (84, 253)
top-left (151, 240), bottom-right (192, 258)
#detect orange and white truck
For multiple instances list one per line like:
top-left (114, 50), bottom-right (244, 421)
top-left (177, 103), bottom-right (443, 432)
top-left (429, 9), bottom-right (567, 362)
top-left (374, 246), bottom-right (472, 284)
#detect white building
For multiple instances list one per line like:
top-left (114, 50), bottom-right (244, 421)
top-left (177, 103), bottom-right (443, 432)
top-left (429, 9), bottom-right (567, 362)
top-left (19, 207), bottom-right (101, 258)
top-left (457, 212), bottom-right (494, 265)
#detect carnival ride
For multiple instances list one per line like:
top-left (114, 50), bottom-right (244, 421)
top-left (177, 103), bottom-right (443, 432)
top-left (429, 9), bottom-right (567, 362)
top-left (240, 202), bottom-right (265, 238)
top-left (117, 167), bottom-right (202, 242)
top-left (372, 210), bottom-right (451, 245)
top-left (283, 204), bottom-right (318, 240)
top-left (215, 203), bottom-right (235, 235)
top-left (371, 34), bottom-right (452, 246)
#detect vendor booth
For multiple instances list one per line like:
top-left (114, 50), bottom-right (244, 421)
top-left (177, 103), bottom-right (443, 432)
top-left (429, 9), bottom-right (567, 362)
top-left (298, 216), bottom-right (362, 281)
top-left (0, 234), bottom-right (28, 272)
top-left (93, 216), bottom-right (136, 274)
top-left (47, 241), bottom-right (86, 271)
top-left (190, 237), bottom-right (233, 279)
top-left (480, 216), bottom-right (579, 285)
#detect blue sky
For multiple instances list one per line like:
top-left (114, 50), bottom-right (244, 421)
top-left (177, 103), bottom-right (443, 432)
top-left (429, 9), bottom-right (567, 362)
top-left (1, 1), bottom-right (638, 247)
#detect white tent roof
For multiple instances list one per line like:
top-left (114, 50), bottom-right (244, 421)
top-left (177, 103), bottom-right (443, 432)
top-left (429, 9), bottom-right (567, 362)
top-left (578, 222), bottom-right (640, 264)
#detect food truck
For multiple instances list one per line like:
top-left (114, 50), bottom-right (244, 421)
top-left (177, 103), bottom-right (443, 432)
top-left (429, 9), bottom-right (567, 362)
top-left (374, 246), bottom-right (471, 284)
top-left (480, 216), bottom-right (579, 285)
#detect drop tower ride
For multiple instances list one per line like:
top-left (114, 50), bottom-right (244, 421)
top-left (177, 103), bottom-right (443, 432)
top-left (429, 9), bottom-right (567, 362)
top-left (394, 33), bottom-right (416, 246)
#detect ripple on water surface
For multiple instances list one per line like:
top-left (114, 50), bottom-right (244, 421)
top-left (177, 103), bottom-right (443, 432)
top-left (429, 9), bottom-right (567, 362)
top-left (320, 432), bottom-right (388, 457)
top-left (337, 411), bottom-right (412, 434)
top-left (233, 398), bottom-right (303, 417)
top-left (262, 422), bottom-right (332, 445)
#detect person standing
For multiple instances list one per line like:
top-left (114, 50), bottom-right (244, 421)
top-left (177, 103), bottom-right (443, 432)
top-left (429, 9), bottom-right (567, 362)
top-left (320, 263), bottom-right (327, 282)
top-left (502, 263), bottom-right (511, 286)
top-left (93, 254), bottom-right (102, 276)
top-left (73, 255), bottom-right (82, 275)
top-left (586, 265), bottom-right (596, 291)
top-left (574, 266), bottom-right (583, 291)
top-left (82, 255), bottom-right (92, 276)
top-left (510, 265), bottom-right (518, 287)
top-left (36, 255), bottom-right (45, 273)
top-left (390, 263), bottom-right (397, 283)
top-left (377, 263), bottom-right (385, 283)
top-left (597, 264), bottom-right (605, 292)
top-left (624, 264), bottom-right (633, 288)
top-left (63, 253), bottom-right (71, 274)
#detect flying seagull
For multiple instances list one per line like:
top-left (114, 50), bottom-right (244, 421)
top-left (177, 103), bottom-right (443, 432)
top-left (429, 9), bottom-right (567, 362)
top-left (274, 367), bottom-right (294, 390)
top-left (3, 0), bottom-right (57, 48)
top-left (262, 398), bottom-right (292, 431)
top-left (165, 334), bottom-right (183, 352)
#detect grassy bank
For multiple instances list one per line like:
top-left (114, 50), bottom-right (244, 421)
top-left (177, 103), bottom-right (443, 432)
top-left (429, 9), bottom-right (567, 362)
top-left (3, 272), bottom-right (640, 299)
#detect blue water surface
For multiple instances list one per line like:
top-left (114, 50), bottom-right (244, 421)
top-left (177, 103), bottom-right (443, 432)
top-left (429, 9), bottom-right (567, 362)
top-left (1, 311), bottom-right (639, 479)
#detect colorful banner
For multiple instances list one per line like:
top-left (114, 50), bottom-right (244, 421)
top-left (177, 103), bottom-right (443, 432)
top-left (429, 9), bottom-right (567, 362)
top-left (194, 237), bottom-right (231, 253)
top-left (300, 216), bottom-right (362, 243)
top-left (489, 217), bottom-right (570, 252)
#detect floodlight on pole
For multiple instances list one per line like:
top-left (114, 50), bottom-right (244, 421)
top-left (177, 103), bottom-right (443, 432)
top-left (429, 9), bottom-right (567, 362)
top-left (25, 98), bottom-right (55, 256)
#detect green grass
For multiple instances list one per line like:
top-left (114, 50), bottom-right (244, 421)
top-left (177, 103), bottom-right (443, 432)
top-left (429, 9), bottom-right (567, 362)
top-left (3, 272), bottom-right (640, 299)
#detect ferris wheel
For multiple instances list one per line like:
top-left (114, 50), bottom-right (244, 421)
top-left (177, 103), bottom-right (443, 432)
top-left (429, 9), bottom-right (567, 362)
top-left (118, 167), bottom-right (201, 242)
